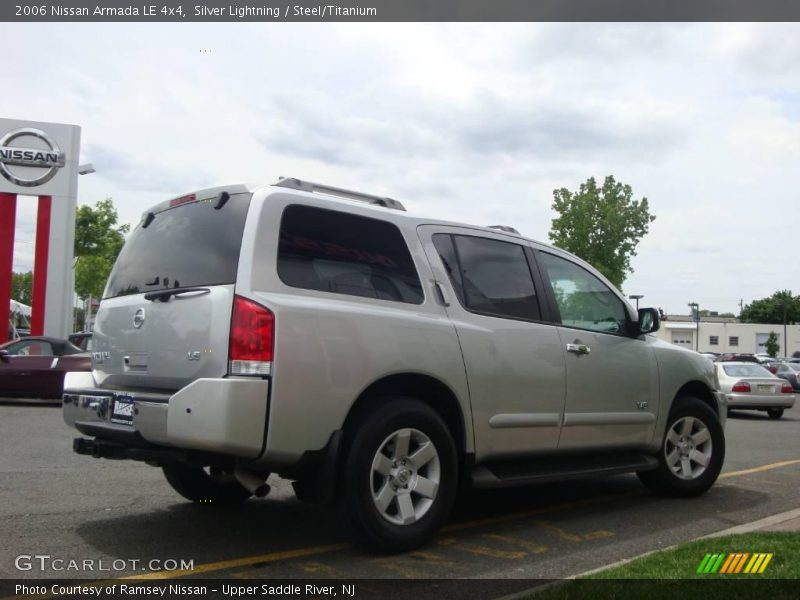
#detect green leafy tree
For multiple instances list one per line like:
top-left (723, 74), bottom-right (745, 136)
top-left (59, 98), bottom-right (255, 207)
top-left (740, 290), bottom-right (800, 324)
top-left (73, 199), bottom-right (129, 301)
top-left (764, 332), bottom-right (780, 358)
top-left (548, 175), bottom-right (655, 290)
top-left (11, 271), bottom-right (33, 304)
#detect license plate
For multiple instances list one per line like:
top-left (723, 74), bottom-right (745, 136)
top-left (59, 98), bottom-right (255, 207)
top-left (110, 395), bottom-right (134, 425)
top-left (757, 384), bottom-right (774, 393)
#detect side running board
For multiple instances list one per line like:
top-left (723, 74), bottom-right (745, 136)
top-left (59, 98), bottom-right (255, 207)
top-left (470, 452), bottom-right (658, 489)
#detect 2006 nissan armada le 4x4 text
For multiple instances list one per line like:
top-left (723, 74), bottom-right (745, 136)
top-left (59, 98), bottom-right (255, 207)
top-left (64, 178), bottom-right (727, 551)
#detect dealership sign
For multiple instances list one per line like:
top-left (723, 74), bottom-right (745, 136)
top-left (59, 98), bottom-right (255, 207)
top-left (1, 118), bottom-right (81, 341)
top-left (0, 128), bottom-right (66, 187)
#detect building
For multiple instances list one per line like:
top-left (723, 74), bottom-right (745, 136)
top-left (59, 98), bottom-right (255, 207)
top-left (656, 314), bottom-right (800, 357)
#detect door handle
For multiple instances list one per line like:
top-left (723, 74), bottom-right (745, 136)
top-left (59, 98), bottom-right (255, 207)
top-left (433, 281), bottom-right (450, 307)
top-left (566, 343), bottom-right (591, 355)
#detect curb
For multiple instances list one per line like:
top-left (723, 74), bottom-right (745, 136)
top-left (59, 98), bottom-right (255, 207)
top-left (494, 506), bottom-right (800, 600)
top-left (701, 507), bottom-right (800, 538)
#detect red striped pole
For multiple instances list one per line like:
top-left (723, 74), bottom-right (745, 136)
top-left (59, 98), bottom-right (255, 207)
top-left (30, 195), bottom-right (52, 336)
top-left (0, 192), bottom-right (17, 342)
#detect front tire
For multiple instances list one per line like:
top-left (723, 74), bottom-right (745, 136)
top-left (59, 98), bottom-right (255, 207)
top-left (767, 408), bottom-right (784, 420)
top-left (638, 396), bottom-right (725, 497)
top-left (340, 397), bottom-right (458, 552)
top-left (162, 463), bottom-right (253, 505)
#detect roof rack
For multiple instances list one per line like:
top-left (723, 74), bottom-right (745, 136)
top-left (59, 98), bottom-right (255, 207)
top-left (274, 177), bottom-right (406, 212)
top-left (487, 225), bottom-right (520, 235)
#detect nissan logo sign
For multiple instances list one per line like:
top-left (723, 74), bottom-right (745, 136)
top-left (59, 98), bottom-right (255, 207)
top-left (0, 127), bottom-right (65, 187)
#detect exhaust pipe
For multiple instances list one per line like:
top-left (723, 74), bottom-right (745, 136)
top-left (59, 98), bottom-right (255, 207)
top-left (234, 467), bottom-right (270, 498)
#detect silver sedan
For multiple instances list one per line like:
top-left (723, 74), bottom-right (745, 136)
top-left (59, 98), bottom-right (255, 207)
top-left (716, 362), bottom-right (796, 419)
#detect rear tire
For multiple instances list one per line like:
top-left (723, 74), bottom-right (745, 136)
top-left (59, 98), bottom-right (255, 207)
top-left (162, 463), bottom-right (253, 505)
top-left (767, 408), bottom-right (784, 420)
top-left (638, 396), bottom-right (725, 497)
top-left (339, 397), bottom-right (458, 552)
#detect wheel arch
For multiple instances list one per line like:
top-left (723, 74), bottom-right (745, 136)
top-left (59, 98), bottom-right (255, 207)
top-left (342, 372), bottom-right (470, 456)
top-left (673, 380), bottom-right (719, 417)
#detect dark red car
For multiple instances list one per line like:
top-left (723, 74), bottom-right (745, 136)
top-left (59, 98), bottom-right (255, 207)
top-left (0, 337), bottom-right (91, 400)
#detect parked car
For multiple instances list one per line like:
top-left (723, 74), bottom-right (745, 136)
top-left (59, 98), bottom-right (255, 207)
top-left (714, 353), bottom-right (760, 364)
top-left (68, 332), bottom-right (93, 352)
top-left (0, 337), bottom-right (91, 400)
top-left (774, 362), bottom-right (800, 392)
top-left (715, 362), bottom-right (795, 419)
top-left (63, 179), bottom-right (728, 551)
top-left (761, 361), bottom-right (780, 375)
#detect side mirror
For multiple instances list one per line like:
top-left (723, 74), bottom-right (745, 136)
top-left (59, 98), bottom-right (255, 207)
top-left (0, 349), bottom-right (9, 362)
top-left (638, 307), bottom-right (660, 334)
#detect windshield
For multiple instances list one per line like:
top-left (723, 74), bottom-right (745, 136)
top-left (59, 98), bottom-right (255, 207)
top-left (104, 193), bottom-right (251, 298)
top-left (722, 364), bottom-right (772, 377)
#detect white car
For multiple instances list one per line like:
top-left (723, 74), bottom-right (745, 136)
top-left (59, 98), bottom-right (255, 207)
top-left (716, 362), bottom-right (795, 419)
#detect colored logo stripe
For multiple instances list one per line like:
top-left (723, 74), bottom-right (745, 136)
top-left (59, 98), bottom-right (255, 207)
top-left (699, 552), bottom-right (773, 574)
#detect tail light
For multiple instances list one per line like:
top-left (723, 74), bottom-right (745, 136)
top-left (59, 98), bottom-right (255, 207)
top-left (782, 383), bottom-right (794, 394)
top-left (766, 365), bottom-right (778, 374)
top-left (732, 381), bottom-right (750, 393)
top-left (229, 295), bottom-right (274, 376)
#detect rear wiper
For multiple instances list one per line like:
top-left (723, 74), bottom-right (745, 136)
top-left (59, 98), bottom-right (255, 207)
top-left (143, 287), bottom-right (210, 302)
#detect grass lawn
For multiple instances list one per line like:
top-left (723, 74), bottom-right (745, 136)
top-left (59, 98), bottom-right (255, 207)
top-left (530, 532), bottom-right (799, 599)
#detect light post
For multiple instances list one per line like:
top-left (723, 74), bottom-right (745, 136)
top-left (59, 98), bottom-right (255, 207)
top-left (75, 164), bottom-right (95, 332)
top-left (688, 302), bottom-right (699, 352)
top-left (629, 294), bottom-right (644, 311)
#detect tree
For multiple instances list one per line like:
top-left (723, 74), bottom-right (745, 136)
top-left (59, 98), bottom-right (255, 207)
top-left (11, 271), bottom-right (33, 304)
top-left (73, 199), bottom-right (129, 301)
top-left (764, 332), bottom-right (780, 358)
top-left (548, 175), bottom-right (655, 290)
top-left (740, 290), bottom-right (800, 324)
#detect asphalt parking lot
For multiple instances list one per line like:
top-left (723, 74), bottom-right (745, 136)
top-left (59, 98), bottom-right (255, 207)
top-left (0, 400), bottom-right (798, 582)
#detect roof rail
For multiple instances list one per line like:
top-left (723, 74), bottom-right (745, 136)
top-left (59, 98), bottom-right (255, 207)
top-left (487, 225), bottom-right (520, 235)
top-left (274, 177), bottom-right (406, 211)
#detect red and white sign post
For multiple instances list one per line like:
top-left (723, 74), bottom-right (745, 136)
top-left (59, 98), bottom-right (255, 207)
top-left (1, 119), bottom-right (81, 342)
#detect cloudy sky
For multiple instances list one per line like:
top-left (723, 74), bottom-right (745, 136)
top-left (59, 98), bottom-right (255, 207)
top-left (4, 23), bottom-right (799, 314)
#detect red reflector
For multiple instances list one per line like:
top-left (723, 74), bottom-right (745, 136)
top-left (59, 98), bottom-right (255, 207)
top-left (731, 381), bottom-right (750, 393)
top-left (169, 193), bottom-right (196, 207)
top-left (782, 383), bottom-right (794, 394)
top-left (229, 296), bottom-right (274, 362)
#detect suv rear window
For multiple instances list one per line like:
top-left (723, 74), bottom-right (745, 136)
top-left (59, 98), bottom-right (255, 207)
top-left (277, 205), bottom-right (423, 304)
top-left (104, 193), bottom-right (251, 298)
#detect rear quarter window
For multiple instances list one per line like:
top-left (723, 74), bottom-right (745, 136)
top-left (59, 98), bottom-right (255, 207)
top-left (277, 204), bottom-right (424, 304)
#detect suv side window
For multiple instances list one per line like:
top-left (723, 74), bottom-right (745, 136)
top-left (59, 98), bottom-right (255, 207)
top-left (278, 204), bottom-right (424, 304)
top-left (538, 251), bottom-right (628, 335)
top-left (433, 233), bottom-right (541, 321)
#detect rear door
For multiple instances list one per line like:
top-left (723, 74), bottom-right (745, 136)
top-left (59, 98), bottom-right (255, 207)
top-left (93, 189), bottom-right (252, 392)
top-left (418, 226), bottom-right (566, 460)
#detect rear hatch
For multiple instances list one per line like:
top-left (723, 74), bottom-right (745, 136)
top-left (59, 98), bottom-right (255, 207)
top-left (93, 187), bottom-right (253, 392)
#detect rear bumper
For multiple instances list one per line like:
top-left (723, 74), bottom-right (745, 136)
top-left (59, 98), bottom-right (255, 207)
top-left (725, 392), bottom-right (795, 409)
top-left (63, 371), bottom-right (269, 459)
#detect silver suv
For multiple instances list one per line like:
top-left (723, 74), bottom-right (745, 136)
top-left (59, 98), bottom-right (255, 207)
top-left (64, 178), bottom-right (727, 551)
